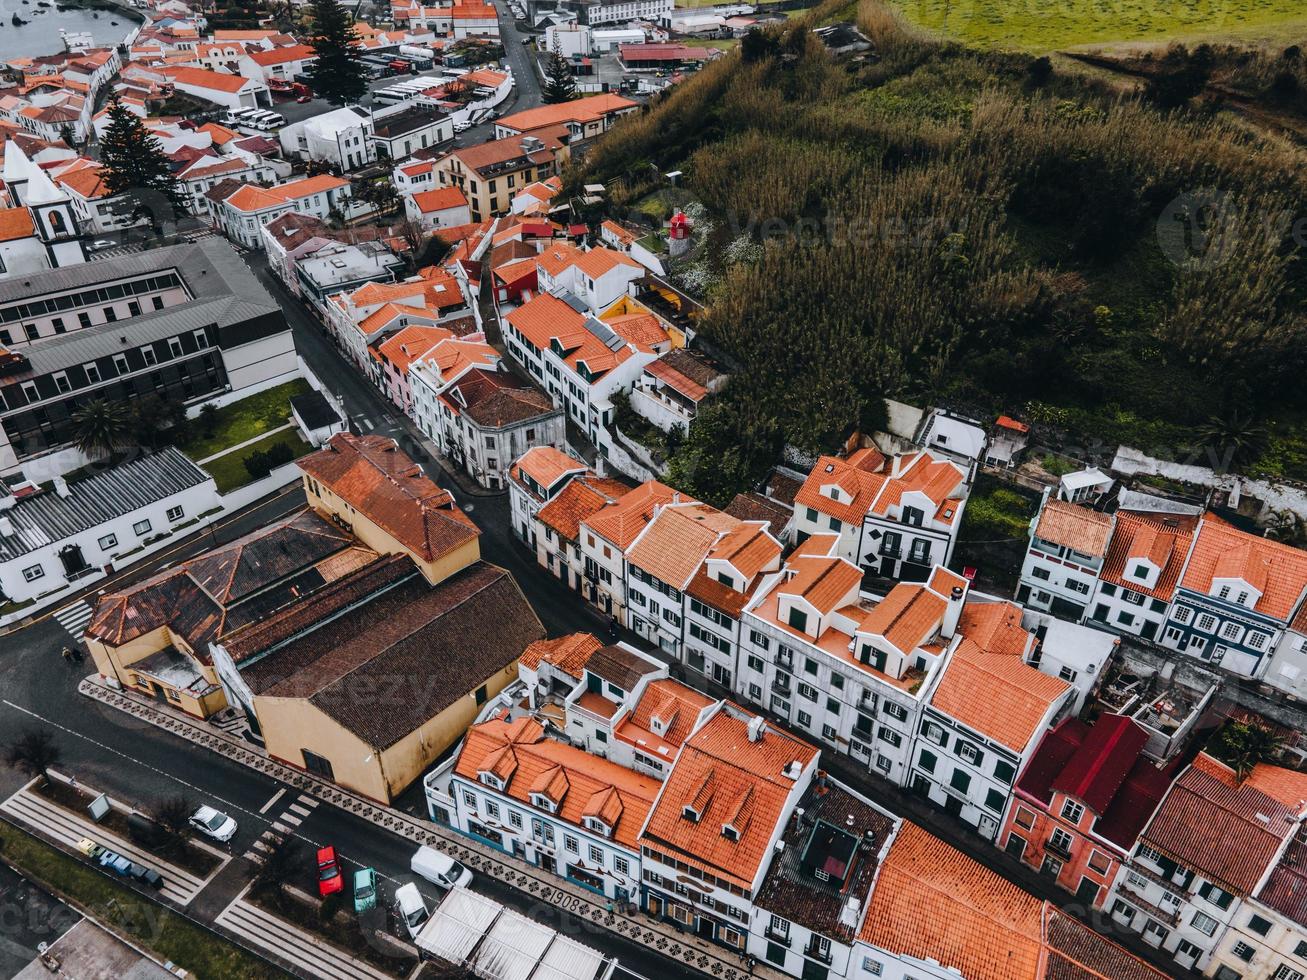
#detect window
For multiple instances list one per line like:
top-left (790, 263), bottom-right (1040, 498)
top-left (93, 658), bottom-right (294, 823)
top-left (53, 372), bottom-right (71, 393)
top-left (922, 721), bottom-right (947, 745)
top-left (1032, 566), bottom-right (1051, 580)
top-left (950, 768), bottom-right (971, 793)
top-left (798, 683), bottom-right (818, 702)
top-left (749, 629), bottom-right (769, 650)
top-left (877, 727), bottom-right (901, 748)
top-left (1049, 828), bottom-right (1074, 853)
top-left (954, 740), bottom-right (983, 766)
top-left (1231, 942), bottom-right (1256, 962)
top-left (1060, 799), bottom-right (1085, 823)
top-left (1274, 969), bottom-right (1306, 980)
top-left (589, 844), bottom-right (603, 863)
top-left (1198, 881), bottom-right (1235, 910)
top-left (509, 811), bottom-right (523, 829)
top-left (788, 607), bottom-right (808, 632)
top-left (1087, 850), bottom-right (1111, 874)
top-left (166, 505), bottom-right (184, 521)
top-left (1221, 621), bottom-right (1244, 641)
top-left (1197, 613), bottom-right (1217, 631)
top-left (302, 750), bottom-right (334, 779)
top-left (98, 533), bottom-right (118, 550)
top-left (84, 363), bottom-right (101, 383)
top-left (883, 701), bottom-right (907, 721)
top-left (822, 724), bottom-right (838, 740)
top-left (985, 788), bottom-right (1006, 811)
top-left (1248, 631), bottom-right (1268, 650)
top-left (1014, 806), bottom-right (1035, 830)
top-left (994, 759), bottom-right (1016, 783)
top-left (1173, 605), bottom-right (1193, 624)
top-left (1189, 911), bottom-right (1218, 937)
top-left (1249, 913), bottom-right (1273, 936)
top-left (485, 800), bottom-right (500, 820)
top-left (133, 519), bottom-right (152, 536)
top-left (21, 564), bottom-right (44, 582)
top-left (564, 834), bottom-right (579, 852)
top-left (861, 957), bottom-right (884, 976)
top-left (1059, 665), bottom-right (1078, 683)
top-left (919, 749), bottom-right (936, 773)
top-left (747, 655), bottom-right (765, 673)
top-left (797, 711), bottom-right (812, 728)
top-left (1297, 941), bottom-right (1307, 958)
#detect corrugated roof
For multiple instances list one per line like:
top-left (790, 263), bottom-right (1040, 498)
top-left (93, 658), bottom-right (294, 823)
top-left (0, 448), bottom-right (210, 561)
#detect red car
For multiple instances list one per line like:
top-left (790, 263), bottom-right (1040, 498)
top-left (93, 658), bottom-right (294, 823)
top-left (317, 846), bottom-right (343, 897)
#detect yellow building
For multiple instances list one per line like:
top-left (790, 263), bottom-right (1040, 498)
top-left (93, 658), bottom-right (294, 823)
top-left (87, 433), bottom-right (546, 803)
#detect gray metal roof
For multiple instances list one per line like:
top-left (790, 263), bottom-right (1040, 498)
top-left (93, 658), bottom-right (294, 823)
top-left (0, 447), bottom-right (211, 562)
top-left (0, 238), bottom-right (278, 310)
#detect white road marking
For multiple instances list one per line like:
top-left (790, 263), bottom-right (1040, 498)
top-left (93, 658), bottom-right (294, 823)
top-left (258, 787), bottom-right (286, 814)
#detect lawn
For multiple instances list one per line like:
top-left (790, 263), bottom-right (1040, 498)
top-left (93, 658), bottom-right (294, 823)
top-left (201, 430), bottom-right (315, 494)
top-left (889, 0), bottom-right (1307, 50)
top-left (178, 380), bottom-right (312, 463)
top-left (953, 474), bottom-right (1041, 595)
top-left (0, 821), bottom-right (282, 979)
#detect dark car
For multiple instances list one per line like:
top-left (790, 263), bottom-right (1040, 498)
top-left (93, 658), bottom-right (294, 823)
top-left (129, 863), bottom-right (165, 889)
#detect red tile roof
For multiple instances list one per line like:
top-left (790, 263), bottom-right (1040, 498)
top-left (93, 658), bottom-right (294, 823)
top-left (641, 706), bottom-right (817, 889)
top-left (1032, 499), bottom-right (1114, 557)
top-left (1179, 518), bottom-right (1307, 622)
top-left (0, 207), bottom-right (35, 243)
top-left (615, 678), bottom-right (714, 762)
top-left (297, 433), bottom-right (479, 563)
top-left (536, 475), bottom-right (629, 542)
top-left (1142, 754), bottom-right (1307, 893)
top-left (510, 445), bottom-right (587, 493)
top-left (583, 480), bottom-right (679, 550)
top-left (519, 632), bottom-right (603, 676)
top-left (497, 93), bottom-right (636, 134)
top-left (411, 186), bottom-right (469, 214)
top-left (1100, 511), bottom-right (1198, 601)
top-left (1046, 714), bottom-right (1149, 813)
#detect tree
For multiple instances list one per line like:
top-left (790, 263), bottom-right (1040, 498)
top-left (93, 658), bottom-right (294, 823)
top-left (542, 40), bottom-right (578, 105)
top-left (98, 97), bottom-right (187, 226)
top-left (4, 729), bottom-right (61, 787)
top-left (1026, 55), bottom-right (1053, 87)
top-left (71, 399), bottom-right (132, 459)
top-left (305, 0), bottom-right (368, 106)
top-left (1208, 719), bottom-right (1283, 781)
top-left (1195, 410), bottom-right (1268, 472)
top-left (151, 794), bottom-right (195, 855)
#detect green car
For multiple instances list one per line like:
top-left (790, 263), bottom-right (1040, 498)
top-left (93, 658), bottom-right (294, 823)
top-left (353, 868), bottom-right (377, 913)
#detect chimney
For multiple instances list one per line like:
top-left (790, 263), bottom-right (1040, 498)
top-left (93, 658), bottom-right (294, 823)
top-left (53, 475), bottom-right (71, 499)
top-left (0, 516), bottom-right (14, 536)
top-left (746, 715), bottom-right (766, 743)
top-left (941, 585), bottom-right (965, 639)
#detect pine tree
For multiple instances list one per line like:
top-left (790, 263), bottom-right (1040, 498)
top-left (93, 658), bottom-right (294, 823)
top-left (99, 97), bottom-right (186, 227)
top-left (542, 40), bottom-right (578, 105)
top-left (306, 0), bottom-right (368, 107)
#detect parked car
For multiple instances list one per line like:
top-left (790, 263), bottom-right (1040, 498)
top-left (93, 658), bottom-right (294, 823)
top-left (89, 239), bottom-right (115, 251)
top-left (296, 94), bottom-right (312, 103)
top-left (129, 863), bottom-right (165, 889)
top-left (76, 838), bottom-right (105, 861)
top-left (410, 845), bottom-right (472, 890)
top-left (353, 867), bottom-right (377, 912)
top-left (99, 851), bottom-right (133, 876)
top-left (189, 805), bottom-right (238, 842)
top-left (393, 882), bottom-right (428, 939)
top-left (317, 846), bottom-right (344, 897)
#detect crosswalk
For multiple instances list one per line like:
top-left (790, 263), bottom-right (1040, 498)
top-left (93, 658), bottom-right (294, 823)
top-left (244, 793), bottom-right (319, 865)
top-left (0, 785), bottom-right (217, 907)
top-left (52, 601), bottom-right (94, 642)
top-left (216, 887), bottom-right (394, 980)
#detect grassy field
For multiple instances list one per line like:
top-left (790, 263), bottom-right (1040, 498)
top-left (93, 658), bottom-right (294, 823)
top-left (201, 430), bottom-right (314, 494)
top-left (0, 821), bottom-right (282, 979)
top-left (888, 0), bottom-right (1307, 50)
top-left (178, 380), bottom-right (312, 462)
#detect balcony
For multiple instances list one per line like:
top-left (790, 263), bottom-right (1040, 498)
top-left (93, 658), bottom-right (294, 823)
top-left (804, 940), bottom-right (833, 965)
top-left (764, 926), bottom-right (791, 948)
top-left (1045, 836), bottom-right (1073, 861)
top-left (772, 675), bottom-right (792, 695)
top-left (879, 544), bottom-right (902, 559)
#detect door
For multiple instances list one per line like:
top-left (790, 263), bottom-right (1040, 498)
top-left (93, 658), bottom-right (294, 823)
top-left (1004, 834), bottom-right (1027, 859)
top-left (944, 795), bottom-right (964, 818)
top-left (539, 854), bottom-right (556, 873)
top-left (1040, 855), bottom-right (1062, 877)
top-left (1075, 877), bottom-right (1101, 906)
top-left (151, 683), bottom-right (169, 705)
top-left (695, 917), bottom-right (715, 941)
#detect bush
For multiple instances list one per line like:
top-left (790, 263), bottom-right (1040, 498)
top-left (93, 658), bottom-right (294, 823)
top-left (266, 441), bottom-right (295, 467)
top-left (243, 449), bottom-right (273, 479)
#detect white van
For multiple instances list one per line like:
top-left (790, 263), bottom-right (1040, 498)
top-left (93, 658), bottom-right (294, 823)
top-left (393, 882), bottom-right (429, 939)
top-left (410, 845), bottom-right (473, 890)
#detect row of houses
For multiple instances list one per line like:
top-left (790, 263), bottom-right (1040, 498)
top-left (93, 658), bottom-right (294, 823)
top-left (1019, 470), bottom-right (1307, 700)
top-left (423, 631), bottom-right (1172, 980)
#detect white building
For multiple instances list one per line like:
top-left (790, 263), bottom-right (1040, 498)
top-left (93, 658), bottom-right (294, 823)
top-left (279, 106), bottom-right (377, 171)
top-left (0, 449), bottom-right (217, 609)
top-left (507, 445), bottom-right (590, 547)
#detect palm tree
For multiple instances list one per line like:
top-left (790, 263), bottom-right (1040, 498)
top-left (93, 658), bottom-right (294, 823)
top-left (71, 399), bottom-right (132, 459)
top-left (1209, 719), bottom-right (1284, 781)
top-left (4, 728), bottom-right (62, 787)
top-left (1195, 410), bottom-right (1269, 472)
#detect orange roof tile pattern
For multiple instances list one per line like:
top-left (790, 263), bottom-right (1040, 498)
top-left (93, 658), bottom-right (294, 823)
top-left (858, 822), bottom-right (1044, 980)
top-left (163, 66), bottom-right (253, 93)
top-left (297, 433), bottom-right (479, 563)
top-left (1032, 499), bottom-right (1114, 557)
top-left (626, 503), bottom-right (741, 590)
top-left (0, 208), bottom-right (35, 243)
top-left (375, 325), bottom-right (454, 376)
top-left (519, 632), bottom-right (603, 676)
top-left (1099, 511), bottom-right (1198, 601)
top-left (498, 93), bottom-right (636, 134)
top-left (794, 455), bottom-right (887, 527)
top-left (860, 583), bottom-right (946, 654)
top-left (641, 707), bottom-right (817, 889)
top-left (929, 633), bottom-right (1069, 753)
top-left (411, 186), bottom-right (469, 213)
top-left (537, 476), bottom-right (630, 542)
top-left (615, 678), bottom-right (715, 761)
top-left (1179, 518), bottom-right (1307, 622)
top-left (777, 556), bottom-right (863, 616)
top-left (455, 716), bottom-right (659, 849)
top-left (511, 445), bottom-right (587, 492)
top-left (584, 480), bottom-right (682, 550)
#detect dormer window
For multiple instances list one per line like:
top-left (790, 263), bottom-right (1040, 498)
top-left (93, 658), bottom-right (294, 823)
top-left (531, 793), bottom-right (557, 813)
top-left (479, 772), bottom-right (502, 790)
top-left (722, 824), bottom-right (739, 842)
top-left (682, 805), bottom-right (700, 823)
top-left (828, 487), bottom-right (839, 500)
top-left (1218, 585), bottom-right (1231, 599)
top-left (585, 817), bottom-right (611, 838)
top-left (1129, 563), bottom-right (1149, 580)
top-left (1237, 591), bottom-right (1249, 605)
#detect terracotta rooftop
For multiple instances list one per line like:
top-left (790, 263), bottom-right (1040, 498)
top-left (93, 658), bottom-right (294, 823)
top-left (454, 715), bottom-right (659, 849)
top-left (583, 480), bottom-right (680, 550)
top-left (1100, 511), bottom-right (1198, 601)
top-left (1179, 517), bottom-right (1307, 622)
top-left (1032, 499), bottom-right (1114, 558)
top-left (509, 445), bottom-right (587, 495)
top-left (519, 632), bottom-right (603, 677)
top-left (626, 502), bottom-right (742, 591)
top-left (614, 677), bottom-right (714, 762)
top-left (724, 491), bottom-right (791, 540)
top-left (536, 475), bottom-right (630, 542)
top-left (297, 433), bottom-right (479, 564)
top-left (586, 644), bottom-right (658, 692)
top-left (641, 706), bottom-right (818, 890)
top-left (242, 561), bottom-right (543, 748)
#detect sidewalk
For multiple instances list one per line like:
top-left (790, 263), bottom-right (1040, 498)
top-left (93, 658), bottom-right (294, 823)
top-left (79, 677), bottom-right (787, 980)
